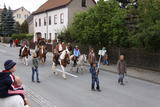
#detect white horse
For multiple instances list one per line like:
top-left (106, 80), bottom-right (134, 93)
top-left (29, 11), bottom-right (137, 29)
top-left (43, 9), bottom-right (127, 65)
top-left (0, 95), bottom-right (29, 107)
top-left (70, 54), bottom-right (87, 73)
top-left (52, 49), bottom-right (70, 79)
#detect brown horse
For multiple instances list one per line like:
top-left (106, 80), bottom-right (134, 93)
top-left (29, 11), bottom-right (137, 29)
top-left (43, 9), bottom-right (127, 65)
top-left (21, 47), bottom-right (30, 66)
top-left (38, 45), bottom-right (47, 64)
top-left (52, 50), bottom-right (70, 79)
top-left (52, 49), bottom-right (60, 66)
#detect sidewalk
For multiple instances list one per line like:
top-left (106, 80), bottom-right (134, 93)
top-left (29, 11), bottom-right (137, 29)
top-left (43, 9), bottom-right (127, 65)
top-left (98, 64), bottom-right (160, 84)
top-left (1, 42), bottom-right (160, 84)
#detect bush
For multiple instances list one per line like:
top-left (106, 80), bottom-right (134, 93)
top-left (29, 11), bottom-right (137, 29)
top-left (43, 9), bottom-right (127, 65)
top-left (12, 33), bottom-right (33, 40)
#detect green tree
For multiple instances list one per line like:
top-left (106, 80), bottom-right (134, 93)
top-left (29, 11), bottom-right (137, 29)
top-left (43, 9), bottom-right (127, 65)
top-left (21, 20), bottom-right (29, 33)
top-left (15, 22), bottom-right (21, 34)
top-left (0, 6), bottom-right (15, 36)
top-left (134, 0), bottom-right (160, 51)
top-left (61, 0), bottom-right (128, 48)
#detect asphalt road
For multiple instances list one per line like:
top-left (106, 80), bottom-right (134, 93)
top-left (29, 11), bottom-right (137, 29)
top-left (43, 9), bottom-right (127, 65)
top-left (0, 44), bottom-right (160, 107)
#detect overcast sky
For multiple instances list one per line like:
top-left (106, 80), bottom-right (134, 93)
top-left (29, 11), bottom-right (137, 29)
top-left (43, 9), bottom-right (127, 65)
top-left (0, 0), bottom-right (47, 12)
top-left (0, 0), bottom-right (100, 13)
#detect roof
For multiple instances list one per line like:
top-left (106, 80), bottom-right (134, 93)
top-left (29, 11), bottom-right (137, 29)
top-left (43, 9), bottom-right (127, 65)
top-left (0, 8), bottom-right (3, 13)
top-left (13, 7), bottom-right (31, 14)
top-left (33, 0), bottom-right (96, 15)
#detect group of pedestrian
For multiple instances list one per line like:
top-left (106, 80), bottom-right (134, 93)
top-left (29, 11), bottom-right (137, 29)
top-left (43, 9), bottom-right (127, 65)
top-left (88, 48), bottom-right (127, 92)
top-left (9, 39), bottom-right (20, 47)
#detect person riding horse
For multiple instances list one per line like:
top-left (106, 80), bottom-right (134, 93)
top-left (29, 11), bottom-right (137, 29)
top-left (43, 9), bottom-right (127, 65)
top-left (73, 45), bottom-right (81, 67)
top-left (19, 41), bottom-right (31, 57)
top-left (53, 41), bottom-right (65, 65)
top-left (55, 40), bottom-right (65, 54)
top-left (35, 38), bottom-right (47, 57)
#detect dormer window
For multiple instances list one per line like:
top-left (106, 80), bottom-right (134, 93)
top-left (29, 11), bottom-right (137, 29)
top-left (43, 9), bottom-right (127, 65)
top-left (82, 0), bottom-right (86, 7)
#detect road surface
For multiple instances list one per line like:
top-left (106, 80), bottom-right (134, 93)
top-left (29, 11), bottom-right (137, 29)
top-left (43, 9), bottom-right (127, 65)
top-left (0, 44), bottom-right (160, 107)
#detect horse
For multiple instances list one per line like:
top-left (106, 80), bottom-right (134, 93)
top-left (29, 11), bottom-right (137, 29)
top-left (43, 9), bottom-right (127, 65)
top-left (21, 46), bottom-right (30, 66)
top-left (70, 54), bottom-right (87, 73)
top-left (38, 45), bottom-right (47, 64)
top-left (52, 48), bottom-right (60, 66)
top-left (52, 49), bottom-right (70, 79)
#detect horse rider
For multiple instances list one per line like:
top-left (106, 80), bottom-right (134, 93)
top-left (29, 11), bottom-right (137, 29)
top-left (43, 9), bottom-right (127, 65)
top-left (67, 43), bottom-right (72, 53)
top-left (19, 41), bottom-right (31, 57)
top-left (55, 40), bottom-right (65, 54)
top-left (73, 45), bottom-right (81, 67)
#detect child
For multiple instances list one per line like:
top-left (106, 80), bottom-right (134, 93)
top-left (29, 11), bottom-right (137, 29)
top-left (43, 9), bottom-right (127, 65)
top-left (90, 63), bottom-right (101, 92)
top-left (103, 53), bottom-right (109, 65)
top-left (32, 52), bottom-right (40, 83)
top-left (0, 60), bottom-right (30, 106)
top-left (117, 55), bottom-right (127, 85)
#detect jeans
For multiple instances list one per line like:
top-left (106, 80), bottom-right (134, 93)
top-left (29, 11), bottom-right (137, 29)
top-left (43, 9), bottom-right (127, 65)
top-left (32, 67), bottom-right (39, 81)
top-left (118, 73), bottom-right (124, 83)
top-left (91, 77), bottom-right (100, 90)
top-left (103, 60), bottom-right (109, 65)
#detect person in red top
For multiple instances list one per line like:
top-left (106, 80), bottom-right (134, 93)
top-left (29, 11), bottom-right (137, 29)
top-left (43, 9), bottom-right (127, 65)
top-left (0, 60), bottom-right (30, 106)
top-left (15, 39), bottom-right (19, 47)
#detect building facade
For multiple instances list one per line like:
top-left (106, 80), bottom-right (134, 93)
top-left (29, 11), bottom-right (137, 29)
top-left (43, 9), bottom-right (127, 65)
top-left (33, 0), bottom-right (96, 42)
top-left (13, 7), bottom-right (31, 24)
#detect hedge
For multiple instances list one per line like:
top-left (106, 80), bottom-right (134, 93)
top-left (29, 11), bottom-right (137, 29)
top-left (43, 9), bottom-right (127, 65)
top-left (12, 33), bottom-right (33, 40)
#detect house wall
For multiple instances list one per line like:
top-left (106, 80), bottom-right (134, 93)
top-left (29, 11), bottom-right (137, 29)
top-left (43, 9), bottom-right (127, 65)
top-left (13, 7), bottom-right (30, 24)
top-left (33, 7), bottom-right (68, 41)
top-left (67, 0), bottom-right (96, 25)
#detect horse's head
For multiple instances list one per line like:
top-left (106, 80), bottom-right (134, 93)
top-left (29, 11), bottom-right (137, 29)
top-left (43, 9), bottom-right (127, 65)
top-left (64, 51), bottom-right (70, 64)
top-left (79, 54), bottom-right (87, 63)
top-left (22, 47), bottom-right (29, 57)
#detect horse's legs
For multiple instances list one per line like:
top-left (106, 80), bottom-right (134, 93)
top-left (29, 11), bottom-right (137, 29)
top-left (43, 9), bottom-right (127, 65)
top-left (52, 62), bottom-right (58, 75)
top-left (25, 57), bottom-right (28, 66)
top-left (60, 64), bottom-right (66, 79)
top-left (77, 67), bottom-right (79, 73)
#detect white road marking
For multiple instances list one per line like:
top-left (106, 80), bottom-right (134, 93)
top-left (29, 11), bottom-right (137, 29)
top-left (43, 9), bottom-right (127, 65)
top-left (24, 86), bottom-right (57, 107)
top-left (56, 69), bottom-right (78, 78)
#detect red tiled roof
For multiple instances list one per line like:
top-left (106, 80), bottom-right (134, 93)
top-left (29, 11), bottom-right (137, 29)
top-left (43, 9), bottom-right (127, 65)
top-left (33, 0), bottom-right (96, 15)
top-left (33, 0), bottom-right (72, 14)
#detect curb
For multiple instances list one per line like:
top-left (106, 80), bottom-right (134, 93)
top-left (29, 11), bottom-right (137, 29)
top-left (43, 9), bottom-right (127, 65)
top-left (85, 64), bottom-right (160, 85)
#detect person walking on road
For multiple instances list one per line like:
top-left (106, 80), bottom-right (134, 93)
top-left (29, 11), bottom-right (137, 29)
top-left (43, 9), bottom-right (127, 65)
top-left (103, 53), bottom-right (109, 65)
top-left (9, 39), bottom-right (13, 47)
top-left (117, 55), bottom-right (127, 85)
top-left (88, 48), bottom-right (96, 67)
top-left (32, 53), bottom-right (40, 83)
top-left (90, 63), bottom-right (101, 92)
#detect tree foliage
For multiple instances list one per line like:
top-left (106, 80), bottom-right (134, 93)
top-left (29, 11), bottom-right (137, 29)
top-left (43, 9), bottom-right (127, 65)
top-left (0, 6), bottom-right (15, 36)
top-left (59, 0), bottom-right (160, 51)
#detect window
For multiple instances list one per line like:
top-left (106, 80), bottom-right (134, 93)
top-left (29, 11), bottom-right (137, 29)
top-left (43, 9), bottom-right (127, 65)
top-left (55, 33), bottom-right (58, 40)
top-left (44, 33), bottom-right (47, 39)
top-left (24, 15), bottom-right (27, 19)
top-left (60, 13), bottom-right (64, 24)
top-left (82, 0), bottom-right (86, 7)
top-left (35, 20), bottom-right (37, 27)
top-left (54, 15), bottom-right (57, 24)
top-left (44, 17), bottom-right (46, 26)
top-left (39, 18), bottom-right (41, 26)
top-left (49, 33), bottom-right (52, 40)
top-left (19, 14), bottom-right (21, 18)
top-left (17, 14), bottom-right (19, 18)
top-left (49, 16), bottom-right (51, 25)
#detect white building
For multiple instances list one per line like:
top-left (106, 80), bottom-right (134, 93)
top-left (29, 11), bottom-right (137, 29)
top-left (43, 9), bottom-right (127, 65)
top-left (13, 7), bottom-right (31, 24)
top-left (33, 0), bottom-right (96, 42)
